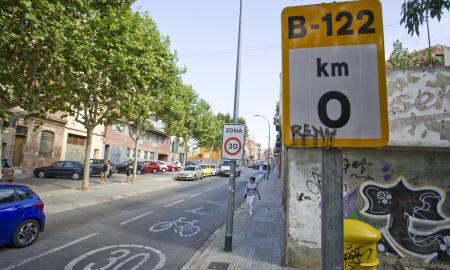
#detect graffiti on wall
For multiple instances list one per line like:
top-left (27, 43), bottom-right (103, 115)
top-left (388, 69), bottom-right (450, 146)
top-left (360, 177), bottom-right (450, 263)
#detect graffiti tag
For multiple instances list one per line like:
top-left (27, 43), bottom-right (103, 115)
top-left (344, 244), bottom-right (374, 270)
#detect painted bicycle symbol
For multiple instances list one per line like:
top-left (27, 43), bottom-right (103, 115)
top-left (149, 217), bottom-right (200, 237)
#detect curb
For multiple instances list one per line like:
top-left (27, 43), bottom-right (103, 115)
top-left (181, 203), bottom-right (246, 270)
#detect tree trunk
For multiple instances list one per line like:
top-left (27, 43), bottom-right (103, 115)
top-left (82, 126), bottom-right (93, 190)
top-left (133, 136), bottom-right (139, 180)
top-left (132, 121), bottom-right (141, 180)
top-left (0, 120), bottom-right (3, 180)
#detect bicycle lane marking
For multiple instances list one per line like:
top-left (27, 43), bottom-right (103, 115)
top-left (164, 199), bottom-right (184, 207)
top-left (119, 211), bottom-right (154, 226)
top-left (1, 233), bottom-right (100, 270)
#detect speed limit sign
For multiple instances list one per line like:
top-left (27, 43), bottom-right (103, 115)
top-left (221, 124), bottom-right (246, 160)
top-left (281, 0), bottom-right (388, 148)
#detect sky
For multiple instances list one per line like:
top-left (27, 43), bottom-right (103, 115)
top-left (132, 0), bottom-right (450, 148)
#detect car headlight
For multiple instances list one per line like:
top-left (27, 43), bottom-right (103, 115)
top-left (188, 173), bottom-right (193, 177)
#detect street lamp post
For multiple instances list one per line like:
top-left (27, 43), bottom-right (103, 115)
top-left (254, 114), bottom-right (270, 180)
top-left (224, 0), bottom-right (243, 252)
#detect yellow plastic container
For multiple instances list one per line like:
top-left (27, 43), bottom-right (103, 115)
top-left (343, 219), bottom-right (381, 270)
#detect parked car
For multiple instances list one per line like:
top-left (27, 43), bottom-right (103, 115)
top-left (0, 184), bottom-right (45, 247)
top-left (173, 161), bottom-right (182, 171)
top-left (115, 161), bottom-right (146, 175)
top-left (199, 164), bottom-right (213, 177)
top-left (167, 162), bottom-right (177, 172)
top-left (89, 159), bottom-right (117, 177)
top-left (33, 161), bottom-right (84, 180)
top-left (158, 161), bottom-right (168, 172)
top-left (175, 166), bottom-right (203, 181)
top-left (211, 165), bottom-right (220, 176)
top-left (1, 159), bottom-right (15, 182)
top-left (142, 161), bottom-right (160, 173)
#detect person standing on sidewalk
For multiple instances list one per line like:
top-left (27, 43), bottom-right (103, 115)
top-left (245, 176), bottom-right (261, 216)
top-left (126, 162), bottom-right (134, 183)
top-left (101, 160), bottom-right (111, 184)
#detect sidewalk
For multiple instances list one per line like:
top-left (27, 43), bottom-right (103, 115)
top-left (6, 173), bottom-right (182, 214)
top-left (182, 171), bottom-right (286, 270)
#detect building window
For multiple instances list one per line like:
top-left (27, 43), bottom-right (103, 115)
top-left (144, 151), bottom-right (148, 159)
top-left (93, 149), bottom-right (99, 159)
top-left (111, 124), bottom-right (127, 134)
top-left (138, 150), bottom-right (141, 158)
top-left (39, 130), bottom-right (54, 155)
top-left (67, 134), bottom-right (86, 145)
top-left (150, 152), bottom-right (155, 160)
top-left (15, 125), bottom-right (28, 136)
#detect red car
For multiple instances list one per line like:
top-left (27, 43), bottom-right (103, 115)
top-left (167, 162), bottom-right (182, 172)
top-left (143, 161), bottom-right (160, 173)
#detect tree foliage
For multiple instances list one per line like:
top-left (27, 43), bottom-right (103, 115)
top-left (401, 0), bottom-right (450, 36)
top-left (387, 39), bottom-right (442, 68)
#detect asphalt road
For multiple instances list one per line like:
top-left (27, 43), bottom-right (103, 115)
top-left (0, 169), bottom-right (263, 270)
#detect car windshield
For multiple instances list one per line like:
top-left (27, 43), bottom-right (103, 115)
top-left (199, 165), bottom-right (206, 169)
top-left (184, 166), bottom-right (196, 171)
top-left (222, 160), bottom-right (230, 166)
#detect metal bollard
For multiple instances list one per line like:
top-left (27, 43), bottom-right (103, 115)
top-left (343, 219), bottom-right (381, 270)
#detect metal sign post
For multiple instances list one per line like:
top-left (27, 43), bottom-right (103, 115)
top-left (224, 0), bottom-right (243, 252)
top-left (281, 1), bottom-right (388, 269)
top-left (321, 148), bottom-right (343, 269)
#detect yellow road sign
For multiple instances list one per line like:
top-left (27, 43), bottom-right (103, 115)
top-left (281, 0), bottom-right (388, 148)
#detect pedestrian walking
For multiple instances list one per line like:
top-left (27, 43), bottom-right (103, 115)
top-left (126, 162), bottom-right (135, 183)
top-left (245, 176), bottom-right (261, 216)
top-left (101, 160), bottom-right (111, 184)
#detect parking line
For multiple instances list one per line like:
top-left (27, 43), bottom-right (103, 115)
top-left (189, 192), bottom-right (202, 198)
top-left (164, 199), bottom-right (184, 207)
top-left (120, 211), bottom-right (154, 226)
top-left (1, 233), bottom-right (99, 270)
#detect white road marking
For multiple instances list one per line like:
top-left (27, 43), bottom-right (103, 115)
top-left (189, 192), bottom-right (202, 198)
top-left (120, 211), bottom-right (154, 226)
top-left (64, 244), bottom-right (166, 270)
top-left (204, 200), bottom-right (225, 207)
top-left (1, 233), bottom-right (99, 270)
top-left (164, 199), bottom-right (184, 207)
top-left (205, 187), bottom-right (215, 191)
top-left (186, 207), bottom-right (212, 216)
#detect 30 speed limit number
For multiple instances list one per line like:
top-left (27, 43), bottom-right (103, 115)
top-left (281, 0), bottom-right (388, 148)
top-left (221, 124), bottom-right (246, 160)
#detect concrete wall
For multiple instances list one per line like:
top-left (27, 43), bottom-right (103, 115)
top-left (286, 148), bottom-right (450, 269)
top-left (388, 68), bottom-right (450, 147)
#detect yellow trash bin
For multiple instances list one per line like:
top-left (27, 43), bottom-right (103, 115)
top-left (343, 219), bottom-right (381, 270)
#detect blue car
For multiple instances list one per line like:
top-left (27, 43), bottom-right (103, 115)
top-left (0, 184), bottom-right (45, 248)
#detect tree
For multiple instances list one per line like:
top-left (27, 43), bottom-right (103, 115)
top-left (387, 39), bottom-right (442, 68)
top-left (61, 5), bottom-right (156, 190)
top-left (401, 0), bottom-right (450, 36)
top-left (119, 12), bottom-right (183, 181)
top-left (0, 0), bottom-right (76, 178)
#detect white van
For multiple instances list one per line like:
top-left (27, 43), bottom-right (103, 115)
top-left (219, 160), bottom-right (242, 177)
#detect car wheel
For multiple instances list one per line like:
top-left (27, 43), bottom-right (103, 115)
top-left (152, 168), bottom-right (157, 174)
top-left (136, 169), bottom-right (143, 175)
top-left (38, 171), bottom-right (46, 178)
top-left (72, 172), bottom-right (81, 180)
top-left (193, 175), bottom-right (197, 181)
top-left (12, 219), bottom-right (40, 248)
top-left (162, 168), bottom-right (167, 173)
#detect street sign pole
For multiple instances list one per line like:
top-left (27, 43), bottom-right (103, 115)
top-left (321, 148), bottom-right (343, 270)
top-left (225, 0), bottom-right (243, 252)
